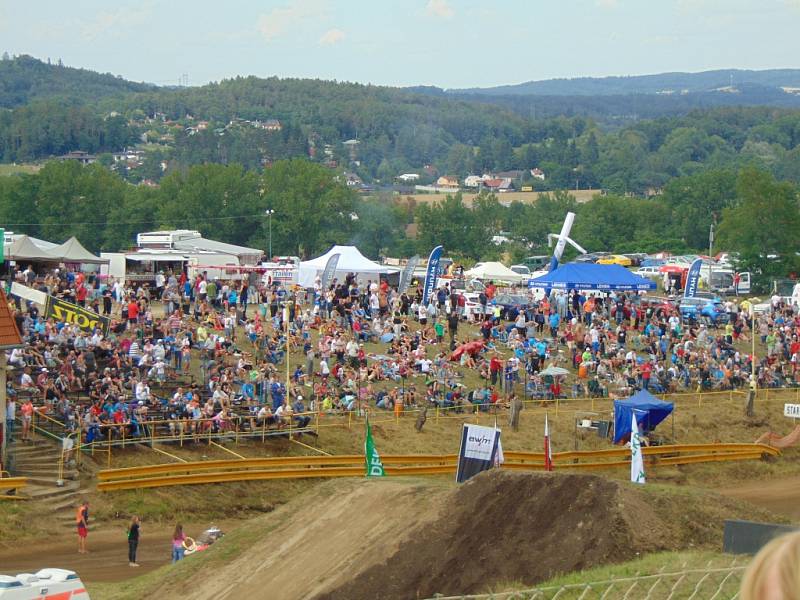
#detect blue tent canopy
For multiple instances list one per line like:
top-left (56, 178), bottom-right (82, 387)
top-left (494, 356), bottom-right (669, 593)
top-left (613, 389), bottom-right (674, 444)
top-left (529, 263), bottom-right (656, 291)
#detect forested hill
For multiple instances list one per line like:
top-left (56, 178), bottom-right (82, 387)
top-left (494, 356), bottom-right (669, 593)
top-left (0, 55), bottom-right (155, 108)
top-left (3, 55), bottom-right (800, 200)
top-left (452, 69), bottom-right (800, 96)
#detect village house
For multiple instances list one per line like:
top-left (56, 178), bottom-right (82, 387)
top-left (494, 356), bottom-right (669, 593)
top-left (435, 175), bottom-right (460, 188)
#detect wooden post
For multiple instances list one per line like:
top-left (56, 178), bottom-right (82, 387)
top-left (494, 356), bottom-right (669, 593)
top-left (0, 354), bottom-right (7, 471)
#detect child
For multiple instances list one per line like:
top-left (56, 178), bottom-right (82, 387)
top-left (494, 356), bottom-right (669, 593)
top-left (434, 320), bottom-right (444, 345)
top-left (127, 516), bottom-right (140, 567)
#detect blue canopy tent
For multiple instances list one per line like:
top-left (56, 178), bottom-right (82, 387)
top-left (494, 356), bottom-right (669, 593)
top-left (613, 389), bottom-right (674, 444)
top-left (529, 263), bottom-right (656, 291)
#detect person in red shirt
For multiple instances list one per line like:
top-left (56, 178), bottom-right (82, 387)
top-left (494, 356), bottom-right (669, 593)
top-left (485, 281), bottom-right (496, 300)
top-left (489, 355), bottom-right (502, 386)
top-left (75, 284), bottom-right (88, 307)
top-left (127, 300), bottom-right (139, 327)
top-left (641, 361), bottom-right (653, 390)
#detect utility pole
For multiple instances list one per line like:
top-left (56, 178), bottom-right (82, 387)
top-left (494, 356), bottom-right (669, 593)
top-left (265, 209), bottom-right (275, 260)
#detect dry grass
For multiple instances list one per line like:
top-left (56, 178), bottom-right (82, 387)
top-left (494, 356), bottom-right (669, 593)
top-left (389, 189), bottom-right (600, 206)
top-left (0, 163), bottom-right (40, 176)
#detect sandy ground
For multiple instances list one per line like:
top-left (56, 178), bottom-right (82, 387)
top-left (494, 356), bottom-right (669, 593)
top-left (0, 520), bottom-right (238, 583)
top-left (718, 475), bottom-right (800, 520)
top-left (177, 479), bottom-right (448, 600)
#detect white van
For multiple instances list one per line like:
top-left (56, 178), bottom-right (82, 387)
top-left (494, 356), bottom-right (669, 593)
top-left (0, 569), bottom-right (89, 599)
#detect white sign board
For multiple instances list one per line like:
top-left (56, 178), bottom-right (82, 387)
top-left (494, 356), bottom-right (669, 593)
top-left (462, 424), bottom-right (498, 461)
top-left (10, 282), bottom-right (47, 306)
top-left (784, 404), bottom-right (800, 418)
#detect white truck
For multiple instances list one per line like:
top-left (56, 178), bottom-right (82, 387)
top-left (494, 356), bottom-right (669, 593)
top-left (0, 569), bottom-right (90, 599)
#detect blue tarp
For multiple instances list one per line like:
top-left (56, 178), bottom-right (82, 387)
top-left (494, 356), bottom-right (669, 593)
top-left (529, 263), bottom-right (656, 291)
top-left (613, 389), bottom-right (674, 444)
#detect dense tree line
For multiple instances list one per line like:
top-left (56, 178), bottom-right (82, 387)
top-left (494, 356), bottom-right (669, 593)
top-left (0, 160), bottom-right (797, 291)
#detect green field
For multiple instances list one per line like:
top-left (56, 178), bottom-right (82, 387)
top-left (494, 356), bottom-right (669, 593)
top-left (0, 163), bottom-right (41, 176)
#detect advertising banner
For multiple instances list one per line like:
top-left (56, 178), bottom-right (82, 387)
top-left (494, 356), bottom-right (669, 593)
top-left (399, 255), bottom-right (420, 294)
top-left (320, 253), bottom-right (341, 291)
top-left (456, 423), bottom-right (500, 483)
top-left (45, 296), bottom-right (110, 335)
top-left (422, 245), bottom-right (443, 306)
top-left (684, 258), bottom-right (703, 298)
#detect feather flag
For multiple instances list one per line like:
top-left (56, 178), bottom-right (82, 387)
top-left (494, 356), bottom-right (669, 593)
top-left (631, 412), bottom-right (646, 484)
top-left (544, 414), bottom-right (554, 472)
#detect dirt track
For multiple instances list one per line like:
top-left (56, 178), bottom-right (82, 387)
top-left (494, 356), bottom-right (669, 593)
top-left (126, 471), bottom-right (772, 600)
top-left (718, 475), bottom-right (800, 520)
top-left (0, 520), bottom-right (237, 583)
top-left (186, 478), bottom-right (450, 600)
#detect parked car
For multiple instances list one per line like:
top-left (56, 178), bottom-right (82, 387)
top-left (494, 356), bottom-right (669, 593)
top-left (596, 254), bottom-right (633, 267)
top-left (521, 255), bottom-right (549, 270)
top-left (640, 257), bottom-right (667, 268)
top-left (493, 293), bottom-right (533, 320)
top-left (634, 266), bottom-right (662, 279)
top-left (462, 293), bottom-right (492, 320)
top-left (510, 264), bottom-right (531, 278)
top-left (622, 253), bottom-right (648, 267)
top-left (575, 252), bottom-right (609, 263)
top-left (678, 297), bottom-right (729, 326)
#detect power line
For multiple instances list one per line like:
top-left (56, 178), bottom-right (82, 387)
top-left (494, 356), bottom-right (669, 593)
top-left (2, 212), bottom-right (270, 227)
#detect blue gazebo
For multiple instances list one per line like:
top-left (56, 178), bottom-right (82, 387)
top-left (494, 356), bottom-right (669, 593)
top-left (529, 263), bottom-right (656, 291)
top-left (613, 389), bottom-right (674, 444)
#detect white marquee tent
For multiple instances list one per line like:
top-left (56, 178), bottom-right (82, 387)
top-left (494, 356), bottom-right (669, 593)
top-left (298, 245), bottom-right (399, 287)
top-left (464, 261), bottom-right (527, 284)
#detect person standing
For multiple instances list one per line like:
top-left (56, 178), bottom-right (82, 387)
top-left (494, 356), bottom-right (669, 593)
top-left (5, 396), bottom-right (15, 444)
top-left (76, 500), bottom-right (89, 554)
top-left (127, 516), bottom-right (141, 567)
top-left (172, 523), bottom-right (186, 563)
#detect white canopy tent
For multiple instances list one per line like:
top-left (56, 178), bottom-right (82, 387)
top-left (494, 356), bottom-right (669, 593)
top-left (298, 245), bottom-right (398, 287)
top-left (464, 261), bottom-right (527, 284)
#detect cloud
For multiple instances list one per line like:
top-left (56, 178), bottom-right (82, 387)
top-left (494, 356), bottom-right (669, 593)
top-left (319, 28), bottom-right (345, 45)
top-left (257, 0), bottom-right (327, 42)
top-left (595, 0), bottom-right (619, 8)
top-left (79, 5), bottom-right (153, 41)
top-left (425, 0), bottom-right (455, 19)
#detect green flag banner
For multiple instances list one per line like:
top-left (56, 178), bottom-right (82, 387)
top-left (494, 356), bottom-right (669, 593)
top-left (365, 416), bottom-right (385, 477)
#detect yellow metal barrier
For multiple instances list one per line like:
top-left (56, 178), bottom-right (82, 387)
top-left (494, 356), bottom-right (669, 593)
top-left (96, 444), bottom-right (777, 492)
top-left (98, 453), bottom-right (460, 481)
top-left (0, 477), bottom-right (28, 494)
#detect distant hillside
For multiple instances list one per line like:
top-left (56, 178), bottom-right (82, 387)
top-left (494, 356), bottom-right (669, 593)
top-left (452, 69), bottom-right (800, 96)
top-left (0, 54), bottom-right (155, 108)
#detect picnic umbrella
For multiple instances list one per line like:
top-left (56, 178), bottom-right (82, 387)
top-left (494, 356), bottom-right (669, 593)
top-left (540, 366), bottom-right (570, 377)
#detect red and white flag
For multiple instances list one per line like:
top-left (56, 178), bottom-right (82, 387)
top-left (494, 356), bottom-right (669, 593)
top-left (544, 414), bottom-right (554, 472)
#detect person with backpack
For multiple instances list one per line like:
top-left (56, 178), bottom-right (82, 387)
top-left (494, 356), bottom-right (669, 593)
top-left (127, 516), bottom-right (141, 567)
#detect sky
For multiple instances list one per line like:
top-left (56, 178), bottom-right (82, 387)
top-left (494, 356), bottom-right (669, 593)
top-left (0, 0), bottom-right (798, 89)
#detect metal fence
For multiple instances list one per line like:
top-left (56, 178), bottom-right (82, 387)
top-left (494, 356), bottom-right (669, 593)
top-left (429, 558), bottom-right (749, 600)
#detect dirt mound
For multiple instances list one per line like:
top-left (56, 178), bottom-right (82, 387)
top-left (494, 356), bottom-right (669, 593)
top-left (319, 471), bottom-right (651, 599)
top-left (320, 470), bottom-right (758, 600)
top-left (133, 472), bottom-right (777, 600)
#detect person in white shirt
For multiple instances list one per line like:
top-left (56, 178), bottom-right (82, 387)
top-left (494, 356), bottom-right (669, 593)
top-left (369, 293), bottom-right (380, 318)
top-left (8, 348), bottom-right (25, 368)
top-left (135, 380), bottom-right (151, 403)
top-left (418, 303), bottom-right (427, 325)
top-left (198, 279), bottom-right (208, 301)
top-left (346, 339), bottom-right (359, 367)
